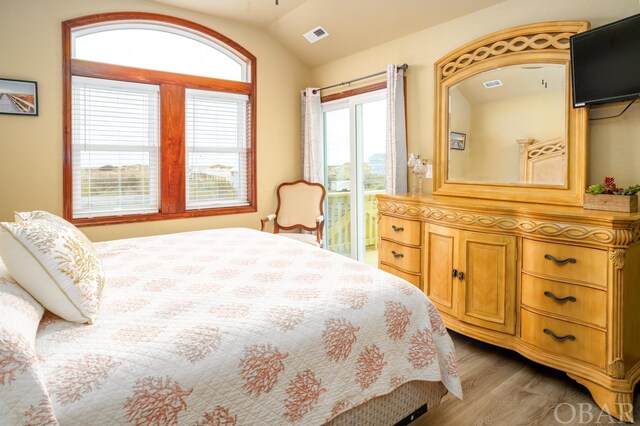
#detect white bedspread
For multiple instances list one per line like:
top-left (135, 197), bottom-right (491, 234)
top-left (33, 228), bottom-right (461, 425)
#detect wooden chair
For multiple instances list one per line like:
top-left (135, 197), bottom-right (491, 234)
top-left (261, 180), bottom-right (326, 247)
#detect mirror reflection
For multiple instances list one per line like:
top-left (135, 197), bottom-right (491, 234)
top-left (448, 63), bottom-right (567, 185)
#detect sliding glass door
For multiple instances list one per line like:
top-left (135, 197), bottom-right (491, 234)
top-left (323, 90), bottom-right (386, 265)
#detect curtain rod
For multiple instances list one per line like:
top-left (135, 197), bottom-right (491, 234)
top-left (312, 63), bottom-right (408, 95)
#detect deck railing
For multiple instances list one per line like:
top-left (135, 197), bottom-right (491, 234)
top-left (325, 190), bottom-right (383, 254)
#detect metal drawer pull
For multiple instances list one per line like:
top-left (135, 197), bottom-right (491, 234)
top-left (544, 254), bottom-right (577, 265)
top-left (543, 328), bottom-right (576, 342)
top-left (391, 250), bottom-right (404, 259)
top-left (544, 291), bottom-right (576, 303)
top-left (457, 271), bottom-right (464, 280)
top-left (391, 225), bottom-right (404, 232)
top-left (451, 268), bottom-right (458, 277)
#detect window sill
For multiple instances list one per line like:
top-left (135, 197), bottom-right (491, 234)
top-left (68, 204), bottom-right (256, 227)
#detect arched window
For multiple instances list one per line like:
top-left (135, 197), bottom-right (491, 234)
top-left (63, 13), bottom-right (256, 225)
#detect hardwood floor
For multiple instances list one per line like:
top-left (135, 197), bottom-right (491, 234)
top-left (417, 331), bottom-right (640, 425)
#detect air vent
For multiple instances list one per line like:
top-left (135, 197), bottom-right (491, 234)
top-left (483, 79), bottom-right (503, 89)
top-left (303, 26), bottom-right (330, 44)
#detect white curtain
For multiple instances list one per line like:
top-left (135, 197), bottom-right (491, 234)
top-left (385, 64), bottom-right (408, 194)
top-left (301, 88), bottom-right (324, 184)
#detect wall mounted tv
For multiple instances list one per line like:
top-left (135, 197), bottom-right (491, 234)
top-left (570, 13), bottom-right (640, 107)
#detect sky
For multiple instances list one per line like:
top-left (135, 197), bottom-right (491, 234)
top-left (75, 28), bottom-right (243, 81)
top-left (0, 80), bottom-right (35, 95)
top-left (325, 99), bottom-right (386, 167)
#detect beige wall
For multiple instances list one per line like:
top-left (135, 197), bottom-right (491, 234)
top-left (2, 0), bottom-right (639, 244)
top-left (0, 0), bottom-right (309, 241)
top-left (447, 86), bottom-right (472, 180)
top-left (460, 90), bottom-right (565, 182)
top-left (310, 0), bottom-right (640, 192)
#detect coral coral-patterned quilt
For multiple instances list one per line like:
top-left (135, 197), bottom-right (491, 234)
top-left (27, 228), bottom-right (462, 425)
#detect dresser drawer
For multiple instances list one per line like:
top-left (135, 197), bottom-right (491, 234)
top-left (521, 308), bottom-right (605, 368)
top-left (522, 239), bottom-right (607, 287)
top-left (521, 274), bottom-right (606, 328)
top-left (379, 240), bottom-right (421, 273)
top-left (379, 215), bottom-right (421, 246)
top-left (379, 263), bottom-right (421, 288)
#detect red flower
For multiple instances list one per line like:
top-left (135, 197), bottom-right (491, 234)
top-left (603, 176), bottom-right (617, 194)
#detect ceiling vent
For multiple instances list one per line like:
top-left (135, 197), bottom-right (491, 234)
top-left (483, 79), bottom-right (503, 89)
top-left (303, 26), bottom-right (329, 44)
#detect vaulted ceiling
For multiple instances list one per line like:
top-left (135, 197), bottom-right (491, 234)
top-left (146, 0), bottom-right (507, 68)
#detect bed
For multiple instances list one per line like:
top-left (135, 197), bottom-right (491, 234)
top-left (0, 226), bottom-right (461, 425)
top-left (518, 137), bottom-right (566, 185)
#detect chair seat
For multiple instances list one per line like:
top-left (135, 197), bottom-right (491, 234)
top-left (279, 233), bottom-right (321, 247)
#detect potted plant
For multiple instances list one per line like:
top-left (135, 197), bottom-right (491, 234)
top-left (584, 177), bottom-right (640, 212)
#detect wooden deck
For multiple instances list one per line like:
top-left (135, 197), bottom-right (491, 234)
top-left (0, 93), bottom-right (21, 113)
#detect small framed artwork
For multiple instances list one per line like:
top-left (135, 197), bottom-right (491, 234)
top-left (0, 78), bottom-right (38, 116)
top-left (449, 131), bottom-right (466, 150)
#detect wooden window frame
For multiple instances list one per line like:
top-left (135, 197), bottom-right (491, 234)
top-left (62, 12), bottom-right (257, 226)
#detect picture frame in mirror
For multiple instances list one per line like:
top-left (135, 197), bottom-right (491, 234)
top-left (449, 132), bottom-right (466, 150)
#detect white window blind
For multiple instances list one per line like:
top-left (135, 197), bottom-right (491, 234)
top-left (72, 76), bottom-right (160, 219)
top-left (185, 89), bottom-right (250, 210)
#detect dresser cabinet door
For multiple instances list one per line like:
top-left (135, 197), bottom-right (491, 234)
top-left (424, 224), bottom-right (458, 317)
top-left (458, 231), bottom-right (517, 334)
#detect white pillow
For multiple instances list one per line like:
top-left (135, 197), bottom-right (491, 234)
top-left (15, 210), bottom-right (92, 246)
top-left (0, 217), bottom-right (104, 323)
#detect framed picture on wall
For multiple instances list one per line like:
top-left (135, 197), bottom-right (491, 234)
top-left (449, 131), bottom-right (466, 150)
top-left (0, 78), bottom-right (38, 116)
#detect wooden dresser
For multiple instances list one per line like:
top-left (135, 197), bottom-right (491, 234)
top-left (378, 194), bottom-right (640, 422)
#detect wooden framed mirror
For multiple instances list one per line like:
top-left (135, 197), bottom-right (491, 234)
top-left (434, 21), bottom-right (589, 206)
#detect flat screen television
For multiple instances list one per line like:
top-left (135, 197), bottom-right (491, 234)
top-left (570, 13), bottom-right (640, 107)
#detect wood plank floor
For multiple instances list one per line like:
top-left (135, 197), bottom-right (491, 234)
top-left (417, 331), bottom-right (640, 425)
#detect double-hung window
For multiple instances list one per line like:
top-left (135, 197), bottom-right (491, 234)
top-left (63, 13), bottom-right (256, 225)
top-left (72, 77), bottom-right (160, 218)
top-left (185, 89), bottom-right (250, 210)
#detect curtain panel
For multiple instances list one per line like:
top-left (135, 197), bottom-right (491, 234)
top-left (386, 64), bottom-right (408, 194)
top-left (301, 88), bottom-right (324, 184)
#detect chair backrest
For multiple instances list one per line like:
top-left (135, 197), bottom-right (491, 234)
top-left (275, 180), bottom-right (326, 230)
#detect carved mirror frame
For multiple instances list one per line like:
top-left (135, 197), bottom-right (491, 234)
top-left (434, 21), bottom-right (590, 206)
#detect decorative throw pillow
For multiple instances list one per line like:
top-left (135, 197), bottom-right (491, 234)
top-left (0, 217), bottom-right (104, 323)
top-left (15, 210), bottom-right (92, 246)
top-left (0, 258), bottom-right (57, 425)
